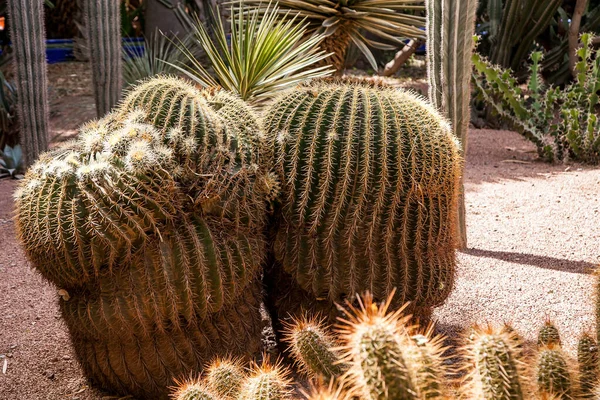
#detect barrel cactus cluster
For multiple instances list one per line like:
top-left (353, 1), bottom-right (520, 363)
top-left (172, 293), bottom-right (597, 400)
top-left (15, 76), bottom-right (462, 398)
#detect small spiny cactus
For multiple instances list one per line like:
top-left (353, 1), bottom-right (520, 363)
top-left (463, 324), bottom-right (526, 400)
top-left (535, 345), bottom-right (574, 400)
top-left (172, 378), bottom-right (219, 400)
top-left (405, 327), bottom-right (448, 399)
top-left (238, 358), bottom-right (293, 400)
top-left (337, 292), bottom-right (418, 400)
top-left (538, 321), bottom-right (562, 348)
top-left (204, 357), bottom-right (247, 399)
top-left (282, 315), bottom-right (346, 380)
top-left (577, 332), bottom-right (598, 398)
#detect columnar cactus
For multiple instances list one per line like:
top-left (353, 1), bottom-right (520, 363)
top-left (577, 333), bottom-right (598, 398)
top-left (538, 321), bottom-right (562, 347)
top-left (463, 325), bottom-right (526, 400)
top-left (6, 0), bottom-right (50, 166)
top-left (205, 357), bottom-right (247, 400)
top-left (14, 77), bottom-right (269, 399)
top-left (337, 293), bottom-right (418, 400)
top-left (83, 0), bottom-right (123, 116)
top-left (535, 345), bottom-right (574, 400)
top-left (425, 0), bottom-right (478, 247)
top-left (263, 79), bottom-right (462, 324)
top-left (282, 316), bottom-right (347, 379)
top-left (238, 359), bottom-right (293, 400)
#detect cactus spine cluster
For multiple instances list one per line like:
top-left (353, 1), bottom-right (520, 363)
top-left (425, 0), bottom-right (478, 248)
top-left (172, 289), bottom-right (600, 400)
top-left (263, 79), bottom-right (462, 324)
top-left (83, 0), bottom-right (123, 116)
top-left (6, 0), bottom-right (50, 166)
top-left (15, 77), bottom-right (269, 399)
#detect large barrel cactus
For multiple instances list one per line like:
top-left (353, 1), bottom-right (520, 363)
top-left (14, 77), bottom-right (268, 399)
top-left (262, 79), bottom-right (462, 324)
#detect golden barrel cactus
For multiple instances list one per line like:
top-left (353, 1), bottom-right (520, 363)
top-left (263, 79), bottom-right (462, 321)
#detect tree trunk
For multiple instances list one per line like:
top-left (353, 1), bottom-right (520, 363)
top-left (144, 0), bottom-right (186, 39)
top-left (568, 0), bottom-right (589, 77)
top-left (381, 40), bottom-right (421, 77)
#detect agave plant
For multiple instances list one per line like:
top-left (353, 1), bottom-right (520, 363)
top-left (242, 0), bottom-right (426, 72)
top-left (0, 144), bottom-right (23, 179)
top-left (168, 4), bottom-right (333, 104)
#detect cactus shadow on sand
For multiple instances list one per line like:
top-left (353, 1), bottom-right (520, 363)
top-left (462, 248), bottom-right (596, 275)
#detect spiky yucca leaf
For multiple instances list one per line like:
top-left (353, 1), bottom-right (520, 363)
top-left (463, 324), bottom-right (526, 400)
top-left (337, 291), bottom-right (418, 400)
top-left (283, 315), bottom-right (347, 379)
top-left (170, 5), bottom-right (332, 104)
top-left (123, 30), bottom-right (191, 87)
top-left (238, 358), bottom-right (293, 400)
top-left (205, 357), bottom-right (247, 399)
top-left (243, 0), bottom-right (426, 72)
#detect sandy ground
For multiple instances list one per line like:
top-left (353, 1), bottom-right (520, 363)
top-left (0, 62), bottom-right (599, 399)
top-left (435, 132), bottom-right (600, 354)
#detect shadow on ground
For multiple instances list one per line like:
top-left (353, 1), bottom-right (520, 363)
top-left (462, 248), bottom-right (596, 275)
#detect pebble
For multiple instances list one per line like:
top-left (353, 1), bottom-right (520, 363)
top-left (44, 370), bottom-right (55, 379)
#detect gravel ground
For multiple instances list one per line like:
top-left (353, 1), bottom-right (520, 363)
top-left (435, 130), bottom-right (600, 354)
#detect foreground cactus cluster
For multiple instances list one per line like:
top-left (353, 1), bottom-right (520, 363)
top-left (15, 76), bottom-right (462, 398)
top-left (174, 292), bottom-right (599, 400)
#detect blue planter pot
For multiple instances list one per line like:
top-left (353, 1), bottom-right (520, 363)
top-left (0, 38), bottom-right (147, 63)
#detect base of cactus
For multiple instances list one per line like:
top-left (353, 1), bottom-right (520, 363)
top-left (263, 256), bottom-right (433, 358)
top-left (62, 280), bottom-right (264, 400)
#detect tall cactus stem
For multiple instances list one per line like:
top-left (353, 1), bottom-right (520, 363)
top-left (425, 0), bottom-right (478, 248)
top-left (84, 0), bottom-right (123, 116)
top-left (6, 0), bottom-right (50, 166)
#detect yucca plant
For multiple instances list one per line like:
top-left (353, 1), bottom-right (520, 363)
top-left (169, 4), bottom-right (332, 105)
top-left (242, 0), bottom-right (426, 72)
top-left (122, 29), bottom-right (192, 87)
